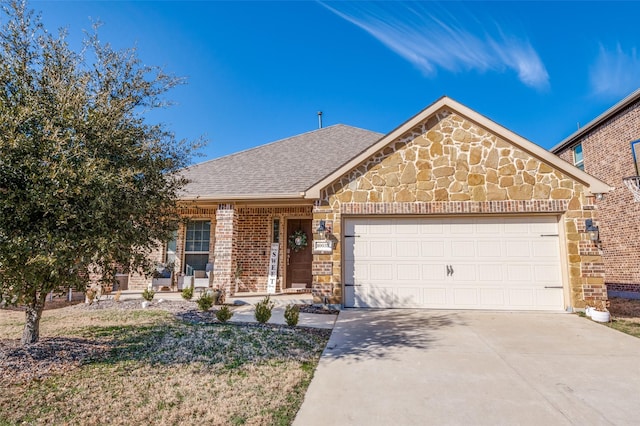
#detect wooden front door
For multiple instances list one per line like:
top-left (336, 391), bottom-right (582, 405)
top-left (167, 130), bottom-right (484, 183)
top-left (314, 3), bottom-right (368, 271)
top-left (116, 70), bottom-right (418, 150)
top-left (286, 219), bottom-right (313, 289)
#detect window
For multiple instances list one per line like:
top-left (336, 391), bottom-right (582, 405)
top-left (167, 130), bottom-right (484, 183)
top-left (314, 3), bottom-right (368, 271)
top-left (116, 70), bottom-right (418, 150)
top-left (272, 218), bottom-right (280, 243)
top-left (165, 230), bottom-right (177, 265)
top-left (573, 143), bottom-right (584, 171)
top-left (184, 221), bottom-right (210, 275)
top-left (631, 140), bottom-right (640, 175)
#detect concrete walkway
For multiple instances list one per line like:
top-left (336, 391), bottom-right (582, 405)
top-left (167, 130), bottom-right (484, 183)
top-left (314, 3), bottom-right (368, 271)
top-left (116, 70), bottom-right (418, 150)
top-left (117, 290), bottom-right (336, 329)
top-left (294, 309), bottom-right (640, 426)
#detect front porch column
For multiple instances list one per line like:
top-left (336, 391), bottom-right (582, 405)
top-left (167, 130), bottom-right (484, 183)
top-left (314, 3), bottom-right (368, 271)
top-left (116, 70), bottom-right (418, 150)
top-left (213, 204), bottom-right (237, 296)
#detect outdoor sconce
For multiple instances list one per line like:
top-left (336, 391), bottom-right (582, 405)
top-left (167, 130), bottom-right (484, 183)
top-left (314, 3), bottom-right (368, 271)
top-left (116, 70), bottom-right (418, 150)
top-left (316, 220), bottom-right (327, 240)
top-left (585, 219), bottom-right (600, 244)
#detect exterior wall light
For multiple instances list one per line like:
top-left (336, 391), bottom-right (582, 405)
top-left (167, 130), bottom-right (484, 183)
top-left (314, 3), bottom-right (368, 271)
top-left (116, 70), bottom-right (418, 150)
top-left (316, 220), bottom-right (327, 240)
top-left (585, 219), bottom-right (600, 244)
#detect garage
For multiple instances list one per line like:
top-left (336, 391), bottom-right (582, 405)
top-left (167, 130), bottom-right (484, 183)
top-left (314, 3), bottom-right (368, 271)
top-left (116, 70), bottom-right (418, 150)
top-left (343, 216), bottom-right (564, 310)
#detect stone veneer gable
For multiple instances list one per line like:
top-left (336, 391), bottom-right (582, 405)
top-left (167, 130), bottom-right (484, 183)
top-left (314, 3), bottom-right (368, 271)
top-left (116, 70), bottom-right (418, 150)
top-left (312, 109), bottom-right (606, 309)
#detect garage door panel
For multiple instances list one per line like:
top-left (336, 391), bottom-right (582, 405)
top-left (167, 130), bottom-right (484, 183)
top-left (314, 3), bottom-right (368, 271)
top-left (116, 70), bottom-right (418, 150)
top-left (532, 240), bottom-right (560, 257)
top-left (478, 264), bottom-right (503, 281)
top-left (451, 241), bottom-right (476, 257)
top-left (504, 221), bottom-right (531, 234)
top-left (397, 241), bottom-right (420, 257)
top-left (395, 222), bottom-right (418, 234)
top-left (421, 241), bottom-right (445, 257)
top-left (508, 289), bottom-right (535, 306)
top-left (419, 222), bottom-right (445, 234)
top-left (533, 264), bottom-right (561, 282)
top-left (424, 288), bottom-right (448, 305)
top-left (477, 241), bottom-right (502, 257)
top-left (506, 264), bottom-right (533, 281)
top-left (530, 220), bottom-right (558, 234)
top-left (370, 223), bottom-right (392, 234)
top-left (452, 288), bottom-right (478, 305)
top-left (475, 221), bottom-right (501, 234)
top-left (505, 241), bottom-right (531, 257)
top-left (450, 264), bottom-right (477, 281)
top-left (396, 287), bottom-right (423, 307)
top-left (422, 264), bottom-right (446, 280)
top-left (369, 263), bottom-right (393, 281)
top-left (344, 216), bottom-right (564, 311)
top-left (480, 288), bottom-right (505, 306)
top-left (536, 288), bottom-right (563, 307)
top-left (369, 240), bottom-right (392, 257)
top-left (397, 264), bottom-right (420, 281)
top-left (356, 286), bottom-right (398, 308)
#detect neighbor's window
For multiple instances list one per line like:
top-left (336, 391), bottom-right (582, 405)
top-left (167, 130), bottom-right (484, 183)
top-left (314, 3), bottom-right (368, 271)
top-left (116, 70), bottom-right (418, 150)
top-left (184, 221), bottom-right (210, 275)
top-left (573, 143), bottom-right (584, 170)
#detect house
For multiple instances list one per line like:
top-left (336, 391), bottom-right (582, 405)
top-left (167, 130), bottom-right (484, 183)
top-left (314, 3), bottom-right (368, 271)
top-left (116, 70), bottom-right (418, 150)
top-left (551, 88), bottom-right (640, 299)
top-left (130, 96), bottom-right (612, 311)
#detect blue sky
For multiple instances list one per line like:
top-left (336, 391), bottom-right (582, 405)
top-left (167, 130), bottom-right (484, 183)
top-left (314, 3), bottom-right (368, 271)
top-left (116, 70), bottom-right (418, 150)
top-left (31, 1), bottom-right (640, 161)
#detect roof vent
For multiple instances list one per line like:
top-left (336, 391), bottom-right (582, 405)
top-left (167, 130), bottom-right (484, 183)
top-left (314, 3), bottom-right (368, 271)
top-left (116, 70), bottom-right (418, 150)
top-left (317, 111), bottom-right (323, 129)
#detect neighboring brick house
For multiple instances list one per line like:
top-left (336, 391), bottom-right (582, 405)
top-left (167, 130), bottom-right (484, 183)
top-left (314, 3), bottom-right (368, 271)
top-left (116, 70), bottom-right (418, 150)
top-left (552, 88), bottom-right (640, 298)
top-left (131, 96), bottom-right (611, 311)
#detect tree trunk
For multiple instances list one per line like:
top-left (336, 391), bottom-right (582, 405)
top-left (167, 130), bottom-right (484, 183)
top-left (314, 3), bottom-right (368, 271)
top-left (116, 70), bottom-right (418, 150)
top-left (21, 295), bottom-right (45, 345)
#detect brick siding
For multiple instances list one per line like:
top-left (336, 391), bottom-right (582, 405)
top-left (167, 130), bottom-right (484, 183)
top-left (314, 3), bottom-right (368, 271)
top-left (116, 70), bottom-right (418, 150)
top-left (554, 98), bottom-right (640, 294)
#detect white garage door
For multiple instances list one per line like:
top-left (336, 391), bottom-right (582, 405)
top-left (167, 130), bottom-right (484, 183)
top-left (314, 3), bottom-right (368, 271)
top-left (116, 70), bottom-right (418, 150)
top-left (343, 216), bottom-right (564, 310)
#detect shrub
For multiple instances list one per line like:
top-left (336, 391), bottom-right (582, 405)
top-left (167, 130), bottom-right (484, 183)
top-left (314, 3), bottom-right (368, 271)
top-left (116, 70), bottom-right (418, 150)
top-left (284, 304), bottom-right (300, 326)
top-left (181, 286), bottom-right (194, 301)
top-left (142, 288), bottom-right (155, 301)
top-left (197, 292), bottom-right (214, 311)
top-left (216, 305), bottom-right (233, 323)
top-left (254, 296), bottom-right (275, 324)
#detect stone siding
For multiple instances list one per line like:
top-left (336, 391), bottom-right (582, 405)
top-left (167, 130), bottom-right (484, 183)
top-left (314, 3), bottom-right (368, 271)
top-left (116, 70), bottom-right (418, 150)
top-left (555, 98), bottom-right (640, 294)
top-left (314, 109), bottom-right (605, 308)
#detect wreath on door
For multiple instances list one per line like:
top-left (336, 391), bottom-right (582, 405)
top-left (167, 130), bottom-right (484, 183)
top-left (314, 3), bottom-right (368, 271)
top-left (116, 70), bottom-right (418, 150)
top-left (288, 229), bottom-right (308, 252)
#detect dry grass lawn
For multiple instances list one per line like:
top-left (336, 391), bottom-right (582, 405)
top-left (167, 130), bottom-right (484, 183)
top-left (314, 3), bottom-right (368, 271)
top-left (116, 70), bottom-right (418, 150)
top-left (605, 297), bottom-right (640, 338)
top-left (0, 303), bottom-right (330, 425)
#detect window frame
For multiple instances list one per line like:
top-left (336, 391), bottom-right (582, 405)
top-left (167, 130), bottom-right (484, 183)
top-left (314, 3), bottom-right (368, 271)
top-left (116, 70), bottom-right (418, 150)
top-left (183, 220), bottom-right (211, 275)
top-left (573, 143), bottom-right (584, 171)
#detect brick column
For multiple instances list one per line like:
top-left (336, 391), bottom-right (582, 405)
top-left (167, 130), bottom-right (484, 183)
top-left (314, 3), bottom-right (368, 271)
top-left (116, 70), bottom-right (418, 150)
top-left (213, 205), bottom-right (237, 296)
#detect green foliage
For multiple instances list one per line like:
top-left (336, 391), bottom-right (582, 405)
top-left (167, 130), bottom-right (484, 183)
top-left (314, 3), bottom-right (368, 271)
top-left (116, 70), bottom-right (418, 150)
top-left (0, 1), bottom-right (202, 343)
top-left (254, 296), bottom-right (275, 324)
top-left (196, 292), bottom-right (214, 312)
top-left (181, 286), bottom-right (194, 301)
top-left (142, 289), bottom-right (155, 302)
top-left (216, 305), bottom-right (233, 323)
top-left (284, 304), bottom-right (300, 327)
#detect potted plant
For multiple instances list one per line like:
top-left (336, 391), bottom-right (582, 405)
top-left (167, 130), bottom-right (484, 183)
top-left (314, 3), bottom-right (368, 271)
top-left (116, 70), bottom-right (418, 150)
top-left (587, 300), bottom-right (611, 323)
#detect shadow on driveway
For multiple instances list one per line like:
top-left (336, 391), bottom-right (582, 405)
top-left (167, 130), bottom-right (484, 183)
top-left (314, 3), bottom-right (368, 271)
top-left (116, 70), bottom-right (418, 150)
top-left (322, 309), bottom-right (464, 362)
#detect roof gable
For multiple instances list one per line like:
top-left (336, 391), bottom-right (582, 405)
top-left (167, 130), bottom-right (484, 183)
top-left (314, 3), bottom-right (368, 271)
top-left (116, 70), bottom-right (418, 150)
top-left (551, 88), bottom-right (640, 153)
top-left (307, 97), bottom-right (612, 198)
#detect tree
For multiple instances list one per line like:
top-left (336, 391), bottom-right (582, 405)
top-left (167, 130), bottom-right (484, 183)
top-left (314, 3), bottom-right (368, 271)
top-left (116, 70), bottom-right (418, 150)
top-left (0, 0), bottom-right (200, 344)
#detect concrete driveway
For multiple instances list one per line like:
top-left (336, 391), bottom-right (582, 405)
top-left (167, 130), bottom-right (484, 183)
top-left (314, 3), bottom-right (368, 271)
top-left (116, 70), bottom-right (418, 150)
top-left (294, 310), bottom-right (640, 426)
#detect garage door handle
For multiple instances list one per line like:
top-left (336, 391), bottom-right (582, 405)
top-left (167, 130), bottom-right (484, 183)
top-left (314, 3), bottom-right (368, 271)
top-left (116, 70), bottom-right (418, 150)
top-left (540, 234), bottom-right (559, 237)
top-left (344, 235), bottom-right (360, 238)
top-left (344, 284), bottom-right (361, 287)
top-left (544, 286), bottom-right (563, 289)
top-left (446, 265), bottom-right (454, 276)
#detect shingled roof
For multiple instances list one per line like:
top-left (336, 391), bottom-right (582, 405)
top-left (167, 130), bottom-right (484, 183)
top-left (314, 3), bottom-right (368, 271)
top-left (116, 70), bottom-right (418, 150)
top-left (180, 124), bottom-right (383, 200)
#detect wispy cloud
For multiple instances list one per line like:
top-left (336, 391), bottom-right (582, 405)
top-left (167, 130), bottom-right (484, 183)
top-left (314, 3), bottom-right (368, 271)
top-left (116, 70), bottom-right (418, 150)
top-left (320, 1), bottom-right (549, 90)
top-left (589, 44), bottom-right (640, 98)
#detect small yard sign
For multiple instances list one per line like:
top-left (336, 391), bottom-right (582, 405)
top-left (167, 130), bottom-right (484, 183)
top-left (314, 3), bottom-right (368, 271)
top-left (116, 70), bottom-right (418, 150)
top-left (267, 243), bottom-right (279, 294)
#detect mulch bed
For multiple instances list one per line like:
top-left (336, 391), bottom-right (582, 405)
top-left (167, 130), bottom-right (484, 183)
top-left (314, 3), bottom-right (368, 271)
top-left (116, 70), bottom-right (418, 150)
top-left (0, 337), bottom-right (110, 386)
top-left (296, 304), bottom-right (340, 315)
